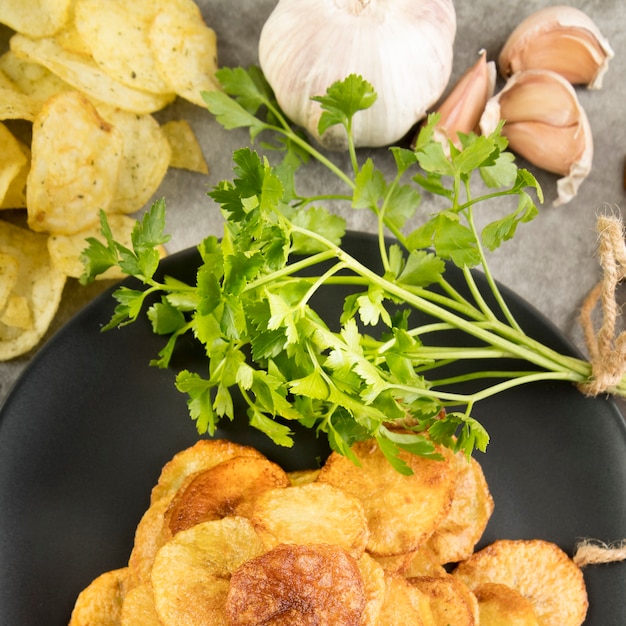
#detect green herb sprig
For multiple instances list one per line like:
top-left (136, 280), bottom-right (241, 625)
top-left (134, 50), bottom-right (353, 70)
top-left (81, 67), bottom-right (616, 473)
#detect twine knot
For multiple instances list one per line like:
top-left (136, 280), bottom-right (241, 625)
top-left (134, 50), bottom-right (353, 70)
top-left (578, 214), bottom-right (626, 395)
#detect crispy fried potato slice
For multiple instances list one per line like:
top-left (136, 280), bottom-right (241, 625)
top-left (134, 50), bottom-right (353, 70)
top-left (164, 455), bottom-right (290, 535)
top-left (408, 574), bottom-right (479, 625)
top-left (74, 0), bottom-right (171, 94)
top-left (0, 139), bottom-right (29, 209)
top-left (357, 553), bottom-right (386, 626)
top-left (373, 546), bottom-right (447, 578)
top-left (251, 482), bottom-right (369, 559)
top-left (317, 438), bottom-right (456, 556)
top-left (149, 1), bottom-right (220, 106)
top-left (151, 517), bottom-right (265, 626)
top-left (474, 582), bottom-right (540, 626)
top-left (0, 122), bottom-right (28, 204)
top-left (120, 583), bottom-right (161, 626)
top-left (376, 572), bottom-right (428, 625)
top-left (0, 253), bottom-right (18, 310)
top-left (226, 543), bottom-right (366, 626)
top-left (27, 90), bottom-right (124, 235)
top-left (0, 0), bottom-right (72, 38)
top-left (96, 105), bottom-right (171, 214)
top-left (161, 119), bottom-right (209, 174)
top-left (10, 33), bottom-right (175, 114)
top-left (0, 219), bottom-right (66, 360)
top-left (287, 468), bottom-right (320, 486)
top-left (0, 86), bottom-right (40, 121)
top-left (425, 453), bottom-right (494, 564)
top-left (149, 439), bottom-right (267, 504)
top-left (453, 539), bottom-right (588, 626)
top-left (68, 567), bottom-right (127, 626)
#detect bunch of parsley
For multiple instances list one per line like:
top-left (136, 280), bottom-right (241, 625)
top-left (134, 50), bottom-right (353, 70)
top-left (81, 68), bottom-right (604, 473)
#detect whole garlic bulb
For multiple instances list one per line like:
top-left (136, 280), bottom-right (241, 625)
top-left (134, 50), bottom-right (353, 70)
top-left (258, 0), bottom-right (456, 150)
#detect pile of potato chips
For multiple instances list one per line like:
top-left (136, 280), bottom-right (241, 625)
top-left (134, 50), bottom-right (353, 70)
top-left (0, 0), bottom-right (215, 360)
top-left (68, 438), bottom-right (589, 625)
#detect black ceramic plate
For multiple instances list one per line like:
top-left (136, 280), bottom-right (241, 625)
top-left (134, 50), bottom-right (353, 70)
top-left (1, 232), bottom-right (625, 625)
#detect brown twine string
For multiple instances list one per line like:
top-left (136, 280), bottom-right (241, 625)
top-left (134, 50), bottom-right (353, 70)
top-left (573, 539), bottom-right (626, 567)
top-left (578, 214), bottom-right (626, 396)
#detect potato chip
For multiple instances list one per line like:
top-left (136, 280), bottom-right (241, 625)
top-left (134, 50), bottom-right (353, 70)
top-left (0, 252), bottom-right (19, 310)
top-left (317, 438), bottom-right (456, 556)
top-left (68, 567), bottom-right (127, 626)
top-left (151, 517), bottom-right (265, 626)
top-left (376, 572), bottom-right (429, 625)
top-left (226, 543), bottom-right (366, 626)
top-left (425, 452), bottom-right (494, 564)
top-left (27, 90), bottom-right (124, 235)
top-left (164, 455), bottom-right (290, 535)
top-left (0, 219), bottom-right (66, 360)
top-left (74, 0), bottom-right (171, 95)
top-left (149, 2), bottom-right (220, 107)
top-left (408, 574), bottom-right (479, 625)
top-left (0, 122), bottom-right (28, 204)
top-left (473, 582), bottom-right (540, 626)
top-left (287, 467), bottom-right (320, 486)
top-left (373, 546), bottom-right (447, 578)
top-left (161, 119), bottom-right (209, 174)
top-left (119, 583), bottom-right (161, 626)
top-left (0, 0), bottom-right (72, 38)
top-left (96, 105), bottom-right (171, 214)
top-left (0, 139), bottom-right (29, 209)
top-left (357, 553), bottom-right (386, 626)
top-left (149, 439), bottom-right (267, 504)
top-left (47, 214), bottom-right (159, 280)
top-left (0, 86), bottom-right (39, 121)
top-left (453, 539), bottom-right (588, 626)
top-left (10, 33), bottom-right (175, 114)
top-left (251, 482), bottom-right (369, 558)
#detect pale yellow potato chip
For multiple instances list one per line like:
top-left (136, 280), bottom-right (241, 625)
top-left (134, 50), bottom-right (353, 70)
top-left (27, 90), bottom-right (124, 235)
top-left (0, 51), bottom-right (71, 106)
top-left (1, 295), bottom-right (32, 330)
top-left (376, 572), bottom-right (428, 624)
top-left (0, 140), bottom-right (29, 209)
top-left (10, 33), bottom-right (175, 114)
top-left (0, 252), bottom-right (19, 310)
top-left (120, 583), bottom-right (161, 626)
top-left (287, 467), bottom-right (320, 486)
top-left (161, 119), bottom-right (209, 174)
top-left (0, 86), bottom-right (40, 121)
top-left (474, 582), bottom-right (541, 626)
top-left (149, 3), bottom-right (220, 107)
top-left (357, 553), bottom-right (386, 626)
top-left (74, 0), bottom-right (172, 95)
top-left (47, 214), bottom-right (149, 280)
top-left (0, 0), bottom-right (72, 38)
top-left (0, 219), bottom-right (66, 360)
top-left (68, 567), bottom-right (127, 626)
top-left (0, 122), bottom-right (28, 204)
top-left (96, 105), bottom-right (171, 214)
top-left (151, 517), bottom-right (265, 626)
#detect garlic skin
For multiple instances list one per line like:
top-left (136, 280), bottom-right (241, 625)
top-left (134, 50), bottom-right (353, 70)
top-left (479, 69), bottom-right (593, 206)
top-left (258, 0), bottom-right (456, 150)
top-left (498, 5), bottom-right (614, 89)
top-left (428, 49), bottom-right (496, 149)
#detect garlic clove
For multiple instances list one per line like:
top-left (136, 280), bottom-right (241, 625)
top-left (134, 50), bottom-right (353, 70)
top-left (425, 49), bottom-right (496, 148)
top-left (498, 5), bottom-right (614, 89)
top-left (480, 69), bottom-right (593, 206)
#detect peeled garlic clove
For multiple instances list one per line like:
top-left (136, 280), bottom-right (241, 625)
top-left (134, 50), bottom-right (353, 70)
top-left (498, 5), bottom-right (614, 89)
top-left (480, 69), bottom-right (593, 206)
top-left (427, 49), bottom-right (496, 148)
top-left (258, 0), bottom-right (456, 150)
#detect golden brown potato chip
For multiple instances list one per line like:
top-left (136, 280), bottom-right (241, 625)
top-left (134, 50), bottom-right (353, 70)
top-left (119, 583), bottom-right (161, 626)
top-left (226, 543), bottom-right (366, 626)
top-left (27, 90), bottom-right (124, 235)
top-left (68, 567), bottom-right (127, 626)
top-left (374, 546), bottom-right (447, 578)
top-left (96, 105), bottom-right (171, 214)
top-left (474, 582), bottom-right (540, 626)
top-left (151, 517), bottom-right (265, 626)
top-left (0, 139), bottom-right (29, 209)
top-left (0, 122), bottom-right (28, 204)
top-left (149, 439), bottom-right (267, 504)
top-left (0, 219), bottom-right (66, 360)
top-left (10, 33), bottom-right (175, 114)
top-left (74, 0), bottom-right (171, 95)
top-left (164, 455), bottom-right (290, 535)
top-left (317, 439), bottom-right (456, 556)
top-left (425, 453), bottom-right (494, 564)
top-left (376, 572), bottom-right (429, 625)
top-left (0, 0), bottom-right (72, 38)
top-left (161, 119), bottom-right (209, 174)
top-left (357, 553), bottom-right (386, 626)
top-left (408, 574), bottom-right (479, 625)
top-left (453, 539), bottom-right (588, 626)
top-left (251, 482), bottom-right (369, 559)
top-left (149, 2), bottom-right (220, 107)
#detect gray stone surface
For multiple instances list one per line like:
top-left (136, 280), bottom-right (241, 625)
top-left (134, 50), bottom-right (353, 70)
top-left (1, 0), bottom-right (626, 414)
